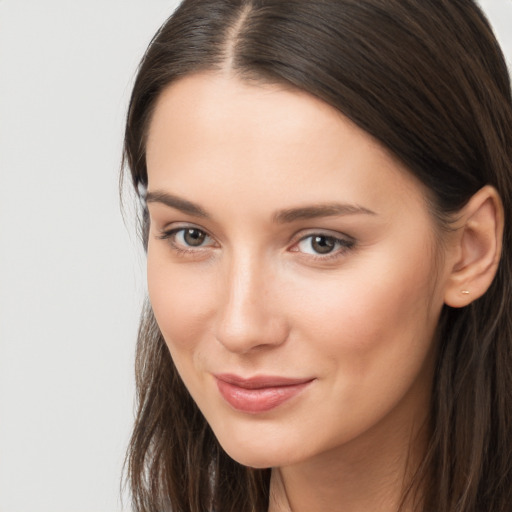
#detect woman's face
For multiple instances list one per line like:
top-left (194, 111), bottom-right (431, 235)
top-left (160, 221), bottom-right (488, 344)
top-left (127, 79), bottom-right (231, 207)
top-left (145, 73), bottom-right (453, 468)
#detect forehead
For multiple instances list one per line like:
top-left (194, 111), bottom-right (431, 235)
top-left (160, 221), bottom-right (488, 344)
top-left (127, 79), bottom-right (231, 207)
top-left (145, 72), bottom-right (429, 219)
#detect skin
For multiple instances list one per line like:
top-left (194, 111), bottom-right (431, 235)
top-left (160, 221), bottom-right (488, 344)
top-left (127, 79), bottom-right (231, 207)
top-left (144, 72), bottom-right (462, 512)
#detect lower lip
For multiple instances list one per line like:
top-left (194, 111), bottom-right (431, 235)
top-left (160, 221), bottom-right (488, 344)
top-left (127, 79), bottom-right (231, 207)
top-left (215, 379), bottom-right (313, 414)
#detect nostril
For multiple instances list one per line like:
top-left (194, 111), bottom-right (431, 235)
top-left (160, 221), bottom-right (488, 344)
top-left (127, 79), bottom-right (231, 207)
top-left (215, 298), bottom-right (289, 353)
top-left (214, 256), bottom-right (289, 352)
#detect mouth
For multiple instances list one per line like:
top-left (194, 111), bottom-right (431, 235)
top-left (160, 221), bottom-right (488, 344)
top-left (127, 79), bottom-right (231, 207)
top-left (214, 374), bottom-right (315, 414)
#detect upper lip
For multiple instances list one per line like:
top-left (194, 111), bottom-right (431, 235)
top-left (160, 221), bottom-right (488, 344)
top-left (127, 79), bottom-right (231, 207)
top-left (214, 373), bottom-right (315, 389)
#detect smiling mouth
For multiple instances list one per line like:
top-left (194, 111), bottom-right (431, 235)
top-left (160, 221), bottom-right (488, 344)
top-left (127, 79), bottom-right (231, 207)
top-left (214, 374), bottom-right (315, 414)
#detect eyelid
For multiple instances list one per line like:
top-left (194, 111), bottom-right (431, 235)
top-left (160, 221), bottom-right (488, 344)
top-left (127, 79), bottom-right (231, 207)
top-left (156, 221), bottom-right (211, 237)
top-left (289, 228), bottom-right (355, 245)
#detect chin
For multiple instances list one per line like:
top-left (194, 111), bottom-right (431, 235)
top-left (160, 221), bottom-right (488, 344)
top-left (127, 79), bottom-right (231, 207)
top-left (212, 427), bottom-right (304, 469)
top-left (220, 443), bottom-right (283, 469)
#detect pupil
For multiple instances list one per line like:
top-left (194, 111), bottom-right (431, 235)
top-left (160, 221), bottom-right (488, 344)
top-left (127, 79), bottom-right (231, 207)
top-left (184, 229), bottom-right (206, 246)
top-left (312, 235), bottom-right (335, 254)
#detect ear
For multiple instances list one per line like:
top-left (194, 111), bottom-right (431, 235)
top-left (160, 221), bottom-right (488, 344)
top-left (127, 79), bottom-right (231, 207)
top-left (444, 185), bottom-right (504, 308)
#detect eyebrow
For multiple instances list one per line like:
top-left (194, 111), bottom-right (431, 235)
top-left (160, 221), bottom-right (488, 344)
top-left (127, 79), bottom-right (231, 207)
top-left (146, 190), bottom-right (376, 222)
top-left (273, 203), bottom-right (376, 223)
top-left (146, 191), bottom-right (209, 218)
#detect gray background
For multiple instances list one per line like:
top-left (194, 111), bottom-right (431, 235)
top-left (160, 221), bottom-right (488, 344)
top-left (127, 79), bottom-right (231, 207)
top-left (0, 1), bottom-right (511, 511)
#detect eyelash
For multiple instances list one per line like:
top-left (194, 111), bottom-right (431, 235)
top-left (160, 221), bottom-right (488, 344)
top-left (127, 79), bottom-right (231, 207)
top-left (156, 227), bottom-right (356, 261)
top-left (291, 233), bottom-right (356, 261)
top-left (157, 227), bottom-right (217, 256)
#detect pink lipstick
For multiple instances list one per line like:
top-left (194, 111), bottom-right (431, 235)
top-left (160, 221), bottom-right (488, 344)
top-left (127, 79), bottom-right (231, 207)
top-left (215, 374), bottom-right (314, 414)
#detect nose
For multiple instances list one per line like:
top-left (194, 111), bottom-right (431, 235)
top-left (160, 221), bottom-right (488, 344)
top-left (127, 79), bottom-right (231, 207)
top-left (214, 252), bottom-right (289, 354)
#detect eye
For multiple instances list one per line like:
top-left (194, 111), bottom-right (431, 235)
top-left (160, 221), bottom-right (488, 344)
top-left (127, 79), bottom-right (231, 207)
top-left (176, 228), bottom-right (209, 247)
top-left (294, 233), bottom-right (354, 257)
top-left (157, 226), bottom-right (216, 251)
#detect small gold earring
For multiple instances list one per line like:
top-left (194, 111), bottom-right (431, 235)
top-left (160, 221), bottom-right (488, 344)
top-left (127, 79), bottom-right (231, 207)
top-left (461, 290), bottom-right (470, 295)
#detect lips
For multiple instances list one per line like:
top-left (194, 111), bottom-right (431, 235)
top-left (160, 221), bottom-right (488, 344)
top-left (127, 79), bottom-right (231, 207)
top-left (214, 374), bottom-right (314, 414)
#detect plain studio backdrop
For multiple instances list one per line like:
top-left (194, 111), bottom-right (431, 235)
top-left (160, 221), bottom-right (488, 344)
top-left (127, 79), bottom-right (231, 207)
top-left (0, 1), bottom-right (510, 511)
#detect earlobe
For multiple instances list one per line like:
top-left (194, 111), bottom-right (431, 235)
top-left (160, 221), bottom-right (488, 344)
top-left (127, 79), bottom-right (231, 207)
top-left (444, 186), bottom-right (504, 308)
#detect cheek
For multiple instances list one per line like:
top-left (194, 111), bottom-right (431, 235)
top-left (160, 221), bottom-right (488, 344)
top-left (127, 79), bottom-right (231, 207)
top-left (292, 245), bottom-right (441, 384)
top-left (280, 253), bottom-right (440, 447)
top-left (147, 249), bottom-right (217, 356)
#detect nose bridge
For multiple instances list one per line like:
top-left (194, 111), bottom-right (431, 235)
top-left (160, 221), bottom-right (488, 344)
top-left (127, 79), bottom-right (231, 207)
top-left (215, 247), bottom-right (287, 353)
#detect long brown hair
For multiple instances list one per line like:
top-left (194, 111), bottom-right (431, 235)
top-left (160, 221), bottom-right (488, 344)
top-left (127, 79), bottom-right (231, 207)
top-left (122, 1), bottom-right (512, 510)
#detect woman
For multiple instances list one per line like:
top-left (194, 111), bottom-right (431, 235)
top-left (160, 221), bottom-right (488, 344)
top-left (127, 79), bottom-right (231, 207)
top-left (122, 1), bottom-right (512, 511)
